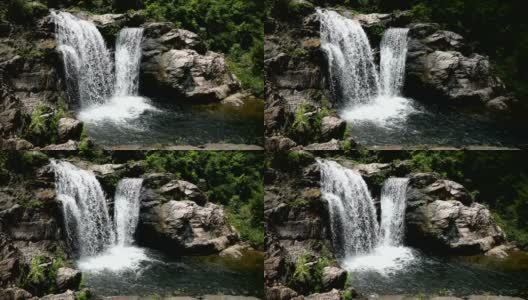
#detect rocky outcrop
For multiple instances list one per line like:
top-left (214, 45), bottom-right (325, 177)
top-left (57, 118), bottom-right (82, 143)
top-left (405, 23), bottom-right (517, 114)
top-left (55, 267), bottom-right (81, 292)
top-left (265, 11), bottom-right (347, 147)
top-left (138, 200), bottom-right (238, 255)
top-left (137, 173), bottom-right (238, 254)
top-left (140, 23), bottom-right (240, 103)
top-left (321, 267), bottom-right (347, 291)
top-left (405, 172), bottom-right (505, 254)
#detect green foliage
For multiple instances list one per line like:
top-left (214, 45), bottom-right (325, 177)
top-left (340, 289), bottom-right (353, 300)
top-left (26, 256), bottom-right (46, 286)
top-left (20, 151), bottom-right (49, 170)
top-left (292, 252), bottom-right (311, 283)
top-left (143, 151), bottom-right (264, 247)
top-left (25, 101), bottom-right (69, 146)
top-left (410, 3), bottom-right (432, 22)
top-left (291, 253), bottom-right (334, 294)
top-left (292, 101), bottom-right (310, 132)
top-left (8, 0), bottom-right (48, 24)
top-left (143, 0), bottom-right (263, 96)
top-left (75, 290), bottom-right (89, 300)
top-left (409, 151), bottom-right (465, 179)
top-left (287, 0), bottom-right (315, 17)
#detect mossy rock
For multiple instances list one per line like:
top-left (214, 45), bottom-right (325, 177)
top-left (288, 0), bottom-right (315, 18)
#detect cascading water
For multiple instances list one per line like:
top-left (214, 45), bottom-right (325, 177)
top-left (51, 160), bottom-right (115, 257)
top-left (379, 178), bottom-right (409, 246)
top-left (51, 11), bottom-right (114, 106)
top-left (114, 28), bottom-right (144, 97)
top-left (114, 178), bottom-right (143, 246)
top-left (380, 29), bottom-right (410, 97)
top-left (317, 159), bottom-right (379, 259)
top-left (318, 159), bottom-right (414, 274)
top-left (318, 9), bottom-right (380, 106)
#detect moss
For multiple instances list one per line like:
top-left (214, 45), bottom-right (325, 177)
top-left (340, 289), bottom-right (353, 300)
top-left (287, 150), bottom-right (315, 168)
top-left (287, 0), bottom-right (315, 18)
top-left (290, 198), bottom-right (309, 209)
top-left (20, 151), bottom-right (49, 169)
top-left (8, 0), bottom-right (48, 24)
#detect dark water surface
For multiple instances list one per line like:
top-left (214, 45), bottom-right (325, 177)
top-left (349, 249), bottom-right (528, 297)
top-left (346, 99), bottom-right (527, 147)
top-left (83, 248), bottom-right (264, 297)
top-left (82, 99), bottom-right (264, 147)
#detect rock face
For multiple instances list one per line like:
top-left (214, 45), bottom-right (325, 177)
top-left (321, 267), bottom-right (347, 291)
top-left (140, 23), bottom-right (240, 102)
top-left (55, 267), bottom-right (81, 292)
top-left (405, 23), bottom-right (517, 113)
top-left (405, 173), bottom-right (505, 254)
top-left (137, 173), bottom-right (238, 254)
top-left (138, 200), bottom-right (238, 254)
top-left (57, 118), bottom-right (83, 143)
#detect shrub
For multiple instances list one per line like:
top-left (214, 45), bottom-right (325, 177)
top-left (410, 3), bottom-right (432, 22)
top-left (8, 0), bottom-right (48, 24)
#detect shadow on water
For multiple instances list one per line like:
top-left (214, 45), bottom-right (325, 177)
top-left (348, 249), bottom-right (528, 297)
top-left (83, 248), bottom-right (264, 297)
top-left (81, 98), bottom-right (264, 147)
top-left (345, 98), bottom-right (528, 147)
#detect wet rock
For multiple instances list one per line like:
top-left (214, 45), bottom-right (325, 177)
top-left (0, 287), bottom-right (33, 300)
top-left (40, 290), bottom-right (76, 300)
top-left (305, 289), bottom-right (340, 300)
top-left (57, 118), bottom-right (83, 143)
top-left (266, 286), bottom-right (299, 300)
top-left (321, 267), bottom-right (347, 291)
top-left (55, 267), bottom-right (82, 292)
top-left (265, 136), bottom-right (297, 153)
top-left (41, 140), bottom-right (78, 151)
top-left (221, 92), bottom-right (247, 107)
top-left (138, 200), bottom-right (238, 255)
top-left (219, 244), bottom-right (248, 259)
top-left (320, 117), bottom-right (346, 141)
top-left (485, 244), bottom-right (516, 259)
top-left (303, 139), bottom-right (341, 151)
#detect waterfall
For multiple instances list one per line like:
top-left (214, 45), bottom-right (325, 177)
top-left (317, 159), bottom-right (379, 259)
top-left (51, 11), bottom-right (114, 106)
top-left (51, 160), bottom-right (115, 257)
top-left (318, 9), bottom-right (380, 106)
top-left (379, 178), bottom-right (409, 246)
top-left (380, 29), bottom-right (410, 97)
top-left (114, 178), bottom-right (143, 246)
top-left (114, 28), bottom-right (144, 96)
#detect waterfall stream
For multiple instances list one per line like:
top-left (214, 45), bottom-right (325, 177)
top-left (318, 9), bottom-right (380, 106)
top-left (52, 159), bottom-right (148, 272)
top-left (380, 29), bottom-right (410, 97)
top-left (114, 178), bottom-right (143, 246)
top-left (52, 11), bottom-right (114, 106)
top-left (318, 159), bottom-right (414, 273)
top-left (317, 159), bottom-right (380, 258)
top-left (114, 28), bottom-right (144, 97)
top-left (379, 178), bottom-right (410, 246)
top-left (319, 9), bottom-right (418, 126)
top-left (51, 160), bottom-right (115, 257)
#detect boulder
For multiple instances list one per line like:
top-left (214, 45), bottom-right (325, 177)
top-left (319, 116), bottom-right (346, 141)
top-left (219, 244), bottom-right (248, 259)
top-left (41, 140), bottom-right (78, 151)
top-left (55, 267), bottom-right (82, 292)
top-left (302, 139), bottom-right (341, 151)
top-left (0, 138), bottom-right (33, 150)
top-left (266, 286), bottom-right (299, 300)
top-left (265, 136), bottom-right (297, 153)
top-left (159, 180), bottom-right (207, 206)
top-left (140, 49), bottom-right (239, 102)
top-left (40, 290), bottom-right (76, 300)
top-left (0, 287), bottom-right (33, 300)
top-left (57, 118), bottom-right (83, 143)
top-left (138, 200), bottom-right (239, 254)
top-left (321, 267), bottom-right (347, 291)
top-left (305, 289), bottom-right (340, 300)
top-left (405, 23), bottom-right (516, 113)
top-left (405, 173), bottom-right (505, 254)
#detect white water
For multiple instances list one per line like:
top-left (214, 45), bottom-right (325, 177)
top-left (52, 11), bottom-right (114, 106)
top-left (318, 160), bottom-right (415, 274)
top-left (115, 28), bottom-right (144, 97)
top-left (317, 159), bottom-right (379, 258)
top-left (52, 12), bottom-right (156, 124)
top-left (379, 178), bottom-right (410, 246)
top-left (80, 177), bottom-right (149, 273)
top-left (114, 178), bottom-right (143, 246)
top-left (318, 9), bottom-right (380, 105)
top-left (319, 10), bottom-right (418, 127)
top-left (52, 159), bottom-right (149, 272)
top-left (380, 29), bottom-right (410, 97)
top-left (51, 160), bottom-right (115, 257)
